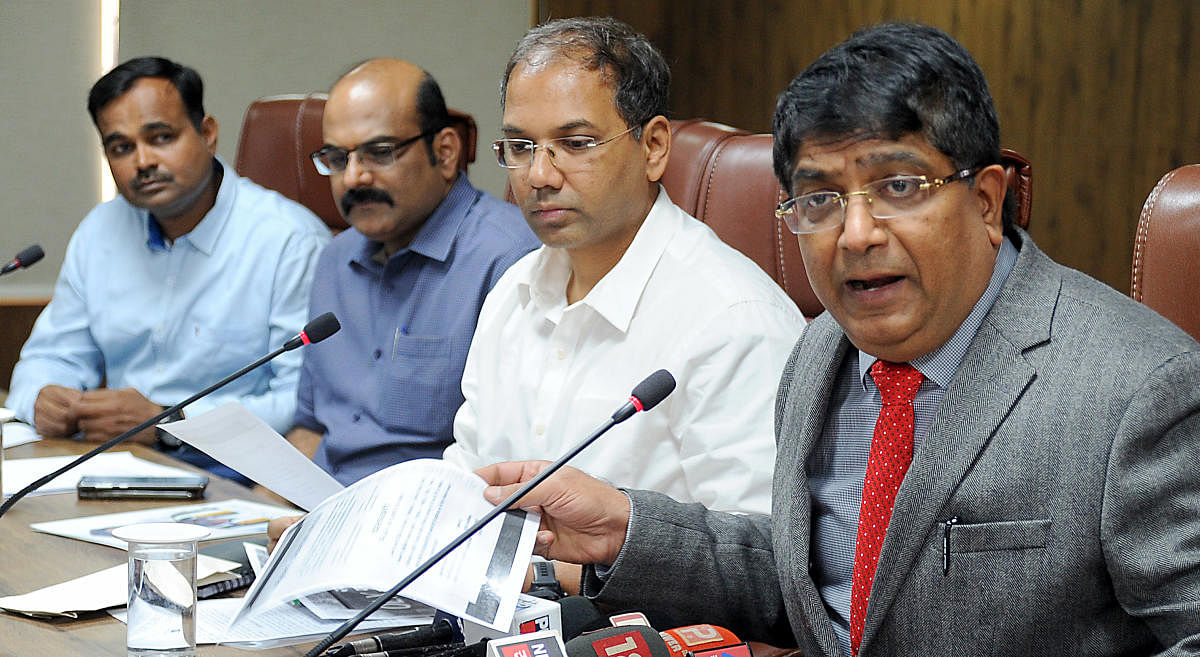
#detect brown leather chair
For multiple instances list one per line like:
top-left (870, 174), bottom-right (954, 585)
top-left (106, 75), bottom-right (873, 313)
top-left (661, 119), bottom-right (1034, 319)
top-left (1130, 164), bottom-right (1200, 342)
top-left (233, 93), bottom-right (479, 232)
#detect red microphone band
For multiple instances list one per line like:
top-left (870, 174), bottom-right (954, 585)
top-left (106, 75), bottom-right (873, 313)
top-left (628, 396), bottom-right (645, 413)
top-left (299, 330), bottom-right (313, 346)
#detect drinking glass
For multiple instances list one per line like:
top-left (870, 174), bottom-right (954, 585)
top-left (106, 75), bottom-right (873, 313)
top-left (112, 522), bottom-right (210, 657)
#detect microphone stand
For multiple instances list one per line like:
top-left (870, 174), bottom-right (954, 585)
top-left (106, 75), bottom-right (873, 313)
top-left (304, 413), bottom-right (627, 657)
top-left (0, 343), bottom-right (290, 519)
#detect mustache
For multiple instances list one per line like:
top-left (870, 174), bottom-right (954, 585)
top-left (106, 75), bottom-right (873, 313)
top-left (340, 187), bottom-right (394, 215)
top-left (130, 169), bottom-right (173, 191)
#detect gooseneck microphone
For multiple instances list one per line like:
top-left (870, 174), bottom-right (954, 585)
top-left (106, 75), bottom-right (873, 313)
top-left (303, 369), bottom-right (677, 657)
top-left (0, 244), bottom-right (45, 276)
top-left (0, 312), bottom-right (341, 519)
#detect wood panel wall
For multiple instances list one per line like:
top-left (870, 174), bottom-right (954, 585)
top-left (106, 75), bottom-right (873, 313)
top-left (1, 301), bottom-right (45, 396)
top-left (540, 0), bottom-right (1200, 292)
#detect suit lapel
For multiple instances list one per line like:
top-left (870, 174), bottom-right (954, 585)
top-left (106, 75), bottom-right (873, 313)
top-left (775, 314), bottom-right (853, 657)
top-left (857, 239), bottom-right (1060, 654)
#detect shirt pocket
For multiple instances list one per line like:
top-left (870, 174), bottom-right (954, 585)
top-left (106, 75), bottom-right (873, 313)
top-left (946, 518), bottom-right (1052, 553)
top-left (188, 322), bottom-right (264, 375)
top-left (378, 333), bottom-right (461, 438)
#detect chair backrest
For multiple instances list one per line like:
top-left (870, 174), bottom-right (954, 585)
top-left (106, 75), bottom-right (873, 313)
top-left (234, 93), bottom-right (478, 232)
top-left (661, 119), bottom-right (1034, 319)
top-left (1130, 164), bottom-right (1200, 342)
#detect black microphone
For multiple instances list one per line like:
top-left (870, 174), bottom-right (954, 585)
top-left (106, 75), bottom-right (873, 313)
top-left (283, 311), bottom-right (340, 350)
top-left (0, 244), bottom-right (44, 276)
top-left (566, 626), bottom-right (672, 657)
top-left (302, 369), bottom-right (677, 657)
top-left (611, 369), bottom-right (676, 422)
top-left (0, 312), bottom-right (341, 519)
top-left (560, 596), bottom-right (607, 640)
top-left (327, 619), bottom-right (455, 656)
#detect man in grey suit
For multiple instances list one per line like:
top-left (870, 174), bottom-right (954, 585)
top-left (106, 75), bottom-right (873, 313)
top-left (479, 22), bottom-right (1200, 656)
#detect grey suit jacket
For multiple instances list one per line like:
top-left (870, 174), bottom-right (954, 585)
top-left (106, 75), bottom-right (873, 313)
top-left (587, 233), bottom-right (1200, 656)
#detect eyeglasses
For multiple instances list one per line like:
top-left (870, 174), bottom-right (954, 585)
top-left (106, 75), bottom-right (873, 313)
top-left (310, 130), bottom-right (437, 175)
top-left (492, 124), bottom-right (641, 170)
top-left (775, 167), bottom-right (981, 234)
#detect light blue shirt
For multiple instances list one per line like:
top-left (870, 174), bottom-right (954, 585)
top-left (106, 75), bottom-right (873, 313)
top-left (807, 237), bottom-right (1018, 656)
top-left (8, 158), bottom-right (330, 442)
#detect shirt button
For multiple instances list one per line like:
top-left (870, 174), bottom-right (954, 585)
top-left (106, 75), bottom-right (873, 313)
top-left (352, 413), bottom-right (361, 423)
top-left (555, 348), bottom-right (567, 360)
top-left (535, 424), bottom-right (546, 436)
top-left (373, 349), bottom-right (382, 360)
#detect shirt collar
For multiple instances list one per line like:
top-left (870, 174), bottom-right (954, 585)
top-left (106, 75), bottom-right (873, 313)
top-left (857, 236), bottom-right (1019, 389)
top-left (144, 156), bottom-right (232, 255)
top-left (519, 185), bottom-right (675, 332)
top-left (349, 174), bottom-right (476, 267)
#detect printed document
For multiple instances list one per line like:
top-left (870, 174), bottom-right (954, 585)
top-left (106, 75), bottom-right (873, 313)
top-left (159, 402), bottom-right (342, 510)
top-left (229, 458), bottom-right (539, 636)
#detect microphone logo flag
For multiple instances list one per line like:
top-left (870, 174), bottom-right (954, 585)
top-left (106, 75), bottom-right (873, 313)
top-left (689, 644), bottom-right (752, 657)
top-left (490, 630), bottom-right (568, 657)
top-left (590, 630), bottom-right (653, 657)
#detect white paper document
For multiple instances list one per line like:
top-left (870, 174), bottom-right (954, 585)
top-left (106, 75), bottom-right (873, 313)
top-left (230, 458), bottom-right (540, 637)
top-left (3, 450), bottom-right (198, 498)
top-left (159, 402), bottom-right (343, 510)
top-left (108, 597), bottom-right (424, 649)
top-left (0, 555), bottom-right (239, 618)
top-left (30, 498), bottom-right (298, 548)
top-left (2, 419), bottom-right (40, 449)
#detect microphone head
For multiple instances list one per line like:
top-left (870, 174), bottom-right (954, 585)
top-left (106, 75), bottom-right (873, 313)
top-left (559, 596), bottom-right (606, 641)
top-left (303, 312), bottom-right (341, 344)
top-left (566, 625), bottom-right (671, 657)
top-left (16, 244), bottom-right (44, 267)
top-left (659, 624), bottom-right (741, 657)
top-left (630, 369), bottom-right (675, 412)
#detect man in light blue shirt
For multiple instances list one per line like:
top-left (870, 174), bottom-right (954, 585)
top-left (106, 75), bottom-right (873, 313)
top-left (7, 57), bottom-right (330, 482)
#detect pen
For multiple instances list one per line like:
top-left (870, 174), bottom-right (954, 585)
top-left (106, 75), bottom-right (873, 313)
top-left (942, 516), bottom-right (959, 575)
top-left (225, 517), bottom-right (270, 527)
top-left (172, 508), bottom-right (234, 521)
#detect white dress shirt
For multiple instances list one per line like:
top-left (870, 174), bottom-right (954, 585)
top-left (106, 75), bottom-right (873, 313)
top-left (445, 187), bottom-right (805, 514)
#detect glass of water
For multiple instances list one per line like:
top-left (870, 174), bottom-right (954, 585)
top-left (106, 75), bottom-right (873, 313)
top-left (112, 522), bottom-right (211, 657)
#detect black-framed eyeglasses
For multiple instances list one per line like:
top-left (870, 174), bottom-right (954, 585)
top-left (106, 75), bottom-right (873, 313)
top-left (492, 124), bottom-right (641, 170)
top-left (310, 130), bottom-right (438, 176)
top-left (775, 167), bottom-right (981, 234)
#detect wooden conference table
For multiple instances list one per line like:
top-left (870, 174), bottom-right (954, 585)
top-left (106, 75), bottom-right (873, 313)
top-left (0, 438), bottom-right (314, 657)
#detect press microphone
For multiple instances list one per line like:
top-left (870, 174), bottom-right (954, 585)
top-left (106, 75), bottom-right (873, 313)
top-left (659, 624), bottom-right (742, 657)
top-left (566, 626), bottom-right (672, 657)
top-left (0, 244), bottom-right (44, 276)
top-left (327, 619), bottom-right (456, 657)
top-left (560, 596), bottom-right (607, 640)
top-left (303, 369), bottom-right (677, 657)
top-left (0, 312), bottom-right (341, 519)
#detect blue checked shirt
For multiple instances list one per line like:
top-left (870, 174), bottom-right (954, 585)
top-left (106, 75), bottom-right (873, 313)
top-left (807, 238), bottom-right (1018, 656)
top-left (295, 175), bottom-right (539, 485)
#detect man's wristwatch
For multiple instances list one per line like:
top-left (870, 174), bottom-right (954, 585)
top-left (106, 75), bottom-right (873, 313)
top-left (527, 558), bottom-right (565, 600)
top-left (155, 407), bottom-right (185, 448)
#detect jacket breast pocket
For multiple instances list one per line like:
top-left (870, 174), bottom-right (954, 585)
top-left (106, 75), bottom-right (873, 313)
top-left (378, 334), bottom-right (462, 438)
top-left (946, 518), bottom-right (1052, 553)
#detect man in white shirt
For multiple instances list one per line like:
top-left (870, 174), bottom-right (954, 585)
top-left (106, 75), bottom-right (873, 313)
top-left (443, 17), bottom-right (804, 516)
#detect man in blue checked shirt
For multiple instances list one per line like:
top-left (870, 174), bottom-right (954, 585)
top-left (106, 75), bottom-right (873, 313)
top-left (288, 59), bottom-right (538, 485)
top-left (7, 57), bottom-right (330, 484)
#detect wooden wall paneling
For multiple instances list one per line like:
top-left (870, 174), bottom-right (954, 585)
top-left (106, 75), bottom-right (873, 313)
top-left (1, 300), bottom-right (46, 396)
top-left (543, 1), bottom-right (1200, 292)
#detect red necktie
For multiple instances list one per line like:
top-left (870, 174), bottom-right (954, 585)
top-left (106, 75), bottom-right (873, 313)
top-left (849, 360), bottom-right (924, 655)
